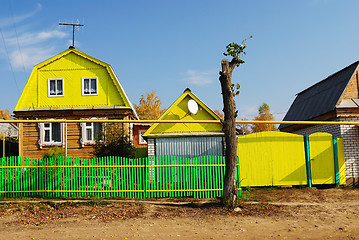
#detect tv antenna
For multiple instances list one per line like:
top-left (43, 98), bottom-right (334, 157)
top-left (59, 22), bottom-right (84, 48)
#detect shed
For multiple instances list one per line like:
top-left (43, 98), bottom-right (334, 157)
top-left (143, 89), bottom-right (224, 158)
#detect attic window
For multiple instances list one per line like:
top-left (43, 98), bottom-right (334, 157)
top-left (48, 79), bottom-right (64, 97)
top-left (82, 77), bottom-right (98, 95)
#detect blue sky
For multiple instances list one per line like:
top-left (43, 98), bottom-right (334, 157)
top-left (1, 0), bottom-right (359, 120)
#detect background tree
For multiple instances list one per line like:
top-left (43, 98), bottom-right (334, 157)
top-left (219, 37), bottom-right (251, 208)
top-left (251, 103), bottom-right (277, 132)
top-left (134, 90), bottom-right (166, 120)
top-left (236, 118), bottom-right (253, 135)
top-left (213, 109), bottom-right (224, 119)
top-left (0, 109), bottom-right (12, 119)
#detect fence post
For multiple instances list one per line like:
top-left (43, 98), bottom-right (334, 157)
top-left (332, 135), bottom-right (340, 187)
top-left (304, 135), bottom-right (312, 187)
top-left (237, 156), bottom-right (241, 198)
top-left (143, 157), bottom-right (147, 198)
top-left (2, 134), bottom-right (5, 158)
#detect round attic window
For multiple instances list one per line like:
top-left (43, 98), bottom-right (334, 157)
top-left (188, 99), bottom-right (198, 114)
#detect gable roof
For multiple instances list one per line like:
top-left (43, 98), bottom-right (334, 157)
top-left (143, 88), bottom-right (223, 137)
top-left (15, 47), bottom-right (138, 119)
top-left (279, 61), bottom-right (359, 130)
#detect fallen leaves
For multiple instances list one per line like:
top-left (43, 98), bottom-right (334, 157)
top-left (1, 187), bottom-right (358, 226)
top-left (0, 201), bottom-right (143, 225)
top-left (0, 199), bottom-right (282, 225)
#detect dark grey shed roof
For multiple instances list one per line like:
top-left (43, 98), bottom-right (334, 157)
top-left (279, 61), bottom-right (359, 130)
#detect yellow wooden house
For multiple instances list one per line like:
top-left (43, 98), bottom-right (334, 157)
top-left (14, 47), bottom-right (137, 159)
top-left (143, 88), bottom-right (224, 158)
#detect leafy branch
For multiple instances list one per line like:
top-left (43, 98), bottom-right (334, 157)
top-left (223, 36), bottom-right (252, 67)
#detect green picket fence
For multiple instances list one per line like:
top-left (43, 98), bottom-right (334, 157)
top-left (0, 156), bottom-right (240, 199)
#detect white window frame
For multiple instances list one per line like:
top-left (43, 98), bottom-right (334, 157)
top-left (48, 78), bottom-right (64, 97)
top-left (139, 130), bottom-right (147, 144)
top-left (38, 121), bottom-right (64, 149)
top-left (80, 118), bottom-right (105, 146)
top-left (85, 122), bottom-right (103, 143)
top-left (82, 77), bottom-right (98, 96)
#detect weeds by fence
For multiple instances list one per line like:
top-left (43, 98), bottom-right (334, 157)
top-left (0, 156), bottom-right (240, 199)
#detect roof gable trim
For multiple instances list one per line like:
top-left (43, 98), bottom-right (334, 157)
top-left (143, 89), bottom-right (221, 137)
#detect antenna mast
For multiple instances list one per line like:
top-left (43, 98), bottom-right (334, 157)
top-left (59, 22), bottom-right (84, 48)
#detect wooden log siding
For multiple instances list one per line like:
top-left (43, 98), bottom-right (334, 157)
top-left (66, 123), bottom-right (91, 159)
top-left (22, 123), bottom-right (40, 151)
top-left (19, 122), bottom-right (116, 159)
top-left (15, 109), bottom-right (135, 159)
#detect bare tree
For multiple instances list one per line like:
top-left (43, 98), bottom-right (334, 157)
top-left (219, 38), bottom-right (251, 208)
top-left (236, 118), bottom-right (253, 135)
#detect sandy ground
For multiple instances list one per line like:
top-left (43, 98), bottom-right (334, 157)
top-left (1, 187), bottom-right (359, 240)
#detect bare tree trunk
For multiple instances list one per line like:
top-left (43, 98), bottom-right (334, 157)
top-left (219, 58), bottom-right (238, 208)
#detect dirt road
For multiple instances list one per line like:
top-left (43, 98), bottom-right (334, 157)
top-left (1, 187), bottom-right (359, 240)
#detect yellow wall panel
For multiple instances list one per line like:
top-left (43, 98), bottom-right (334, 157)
top-left (238, 133), bottom-right (273, 186)
top-left (40, 52), bottom-right (101, 71)
top-left (338, 138), bottom-right (346, 185)
top-left (238, 131), bottom-right (345, 187)
top-left (36, 68), bottom-right (124, 108)
top-left (309, 132), bottom-right (335, 185)
top-left (238, 131), bottom-right (307, 187)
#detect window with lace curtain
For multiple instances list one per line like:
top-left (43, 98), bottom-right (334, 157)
top-left (48, 79), bottom-right (64, 97)
top-left (82, 77), bottom-right (98, 95)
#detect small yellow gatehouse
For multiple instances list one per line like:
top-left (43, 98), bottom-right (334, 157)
top-left (143, 88), bottom-right (224, 158)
